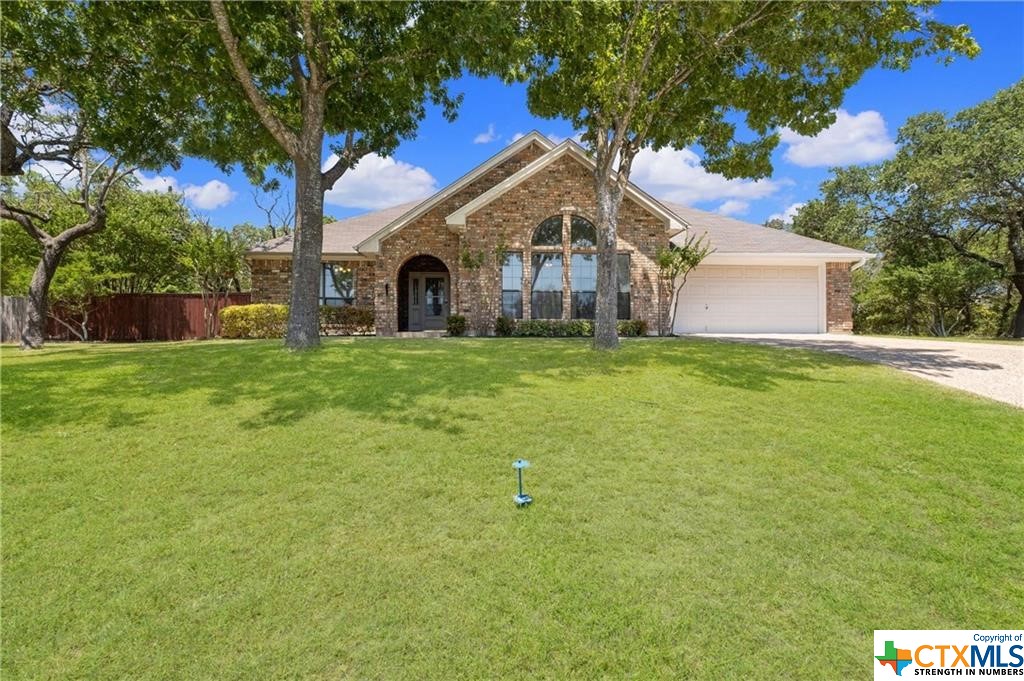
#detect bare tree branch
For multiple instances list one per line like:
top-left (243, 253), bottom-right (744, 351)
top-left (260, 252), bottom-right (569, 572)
top-left (0, 201), bottom-right (53, 242)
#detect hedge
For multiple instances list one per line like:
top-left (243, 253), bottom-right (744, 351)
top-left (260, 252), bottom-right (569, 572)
top-left (497, 317), bottom-right (649, 337)
top-left (319, 305), bottom-right (375, 335)
top-left (220, 304), bottom-right (289, 338)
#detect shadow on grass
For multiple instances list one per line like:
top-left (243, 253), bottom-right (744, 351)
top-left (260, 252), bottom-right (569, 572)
top-left (708, 336), bottom-right (1007, 376)
top-left (1, 337), bottom-right (853, 434)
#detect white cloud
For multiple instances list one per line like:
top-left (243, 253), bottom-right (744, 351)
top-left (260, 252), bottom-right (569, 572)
top-left (768, 202), bottom-right (806, 224)
top-left (716, 200), bottom-right (749, 216)
top-left (473, 123), bottom-right (498, 144)
top-left (780, 110), bottom-right (896, 167)
top-left (134, 170), bottom-right (180, 193)
top-left (183, 180), bottom-right (236, 210)
top-left (630, 147), bottom-right (782, 206)
top-left (134, 171), bottom-right (237, 210)
top-left (507, 131), bottom-right (527, 145)
top-left (323, 153), bottom-right (437, 210)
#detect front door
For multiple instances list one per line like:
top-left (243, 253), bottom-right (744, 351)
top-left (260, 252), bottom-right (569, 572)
top-left (407, 272), bottom-right (449, 331)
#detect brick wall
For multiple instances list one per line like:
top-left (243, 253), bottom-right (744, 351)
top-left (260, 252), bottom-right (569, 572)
top-left (826, 262), bottom-right (854, 333)
top-left (375, 141), bottom-right (549, 335)
top-left (249, 257), bottom-right (375, 308)
top-left (458, 155), bottom-right (670, 335)
top-left (249, 258), bottom-right (292, 304)
top-left (253, 143), bottom-right (675, 336)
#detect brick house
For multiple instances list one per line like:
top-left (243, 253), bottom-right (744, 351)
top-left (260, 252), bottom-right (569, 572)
top-left (248, 132), bottom-right (870, 336)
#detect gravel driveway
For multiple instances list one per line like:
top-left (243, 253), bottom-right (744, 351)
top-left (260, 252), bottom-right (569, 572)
top-left (695, 333), bottom-right (1024, 408)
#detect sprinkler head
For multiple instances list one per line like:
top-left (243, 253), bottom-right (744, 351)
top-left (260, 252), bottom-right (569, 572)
top-left (513, 459), bottom-right (532, 507)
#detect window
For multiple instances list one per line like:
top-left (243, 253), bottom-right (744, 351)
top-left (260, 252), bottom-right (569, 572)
top-left (425, 277), bottom-right (445, 316)
top-left (531, 253), bottom-right (562, 319)
top-left (321, 264), bottom-right (355, 307)
top-left (532, 216), bottom-right (562, 247)
top-left (617, 253), bottom-right (631, 320)
top-left (570, 216), bottom-right (597, 248)
top-left (571, 253), bottom-right (596, 319)
top-left (501, 252), bottom-right (523, 318)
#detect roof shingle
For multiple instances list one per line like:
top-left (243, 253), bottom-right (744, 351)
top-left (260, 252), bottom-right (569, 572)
top-left (247, 190), bottom-right (868, 259)
top-left (247, 200), bottom-right (423, 256)
top-left (664, 202), bottom-right (868, 256)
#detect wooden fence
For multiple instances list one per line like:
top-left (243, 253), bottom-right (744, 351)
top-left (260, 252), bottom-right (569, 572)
top-left (1, 295), bottom-right (28, 343)
top-left (1, 293), bottom-right (251, 342)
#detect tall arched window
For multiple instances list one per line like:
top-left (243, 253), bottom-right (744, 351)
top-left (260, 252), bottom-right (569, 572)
top-left (525, 213), bottom-right (632, 321)
top-left (570, 216), bottom-right (596, 248)
top-left (532, 216), bottom-right (563, 247)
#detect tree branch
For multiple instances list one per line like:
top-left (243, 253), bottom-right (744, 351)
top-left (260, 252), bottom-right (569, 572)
top-left (299, 1), bottom-right (322, 91)
top-left (321, 131), bottom-right (371, 188)
top-left (209, 0), bottom-right (300, 156)
top-left (647, 0), bottom-right (778, 109)
top-left (0, 201), bottom-right (53, 243)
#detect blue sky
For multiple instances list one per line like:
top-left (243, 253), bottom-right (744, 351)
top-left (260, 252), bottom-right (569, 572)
top-left (134, 1), bottom-right (1024, 229)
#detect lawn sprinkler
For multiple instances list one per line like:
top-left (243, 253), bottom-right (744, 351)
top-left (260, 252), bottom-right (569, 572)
top-left (512, 459), bottom-right (533, 507)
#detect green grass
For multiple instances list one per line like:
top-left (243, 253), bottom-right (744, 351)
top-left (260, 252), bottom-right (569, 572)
top-left (2, 338), bottom-right (1021, 680)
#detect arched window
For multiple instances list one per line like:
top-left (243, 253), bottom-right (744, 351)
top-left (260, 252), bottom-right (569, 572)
top-left (570, 216), bottom-right (597, 248)
top-left (532, 215), bottom-right (563, 247)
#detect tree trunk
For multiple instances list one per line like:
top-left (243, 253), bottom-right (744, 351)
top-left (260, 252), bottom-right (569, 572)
top-left (668, 281), bottom-right (685, 335)
top-left (1011, 274), bottom-right (1024, 339)
top-left (21, 241), bottom-right (66, 349)
top-left (1008, 221), bottom-right (1024, 338)
top-left (285, 152), bottom-right (325, 350)
top-left (593, 181), bottom-right (622, 350)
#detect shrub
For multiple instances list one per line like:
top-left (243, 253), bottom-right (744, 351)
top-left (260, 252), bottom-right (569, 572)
top-left (446, 314), bottom-right (467, 336)
top-left (502, 318), bottom-right (648, 338)
top-left (617, 319), bottom-right (648, 337)
top-left (320, 305), bottom-right (375, 335)
top-left (494, 315), bottom-right (516, 337)
top-left (512, 319), bottom-right (593, 337)
top-left (219, 304), bottom-right (288, 338)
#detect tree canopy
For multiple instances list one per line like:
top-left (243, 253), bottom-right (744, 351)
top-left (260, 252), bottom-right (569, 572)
top-left (521, 0), bottom-right (977, 348)
top-left (791, 79), bottom-right (1023, 337)
top-left (81, 1), bottom-right (517, 348)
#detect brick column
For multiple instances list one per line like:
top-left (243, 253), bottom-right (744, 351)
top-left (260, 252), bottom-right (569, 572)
top-left (826, 262), bottom-right (853, 333)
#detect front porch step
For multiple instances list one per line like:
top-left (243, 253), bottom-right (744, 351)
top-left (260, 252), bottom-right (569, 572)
top-left (394, 330), bottom-right (447, 339)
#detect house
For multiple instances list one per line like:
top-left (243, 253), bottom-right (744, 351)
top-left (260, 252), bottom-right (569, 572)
top-left (247, 132), bottom-right (870, 336)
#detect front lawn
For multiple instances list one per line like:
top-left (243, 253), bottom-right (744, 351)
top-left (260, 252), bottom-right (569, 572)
top-left (2, 338), bottom-right (1021, 679)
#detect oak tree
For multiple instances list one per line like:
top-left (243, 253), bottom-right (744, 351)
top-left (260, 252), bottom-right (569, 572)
top-left (108, 1), bottom-right (514, 349)
top-left (522, 1), bottom-right (977, 349)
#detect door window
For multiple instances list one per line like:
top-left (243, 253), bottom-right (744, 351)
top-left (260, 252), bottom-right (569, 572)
top-left (425, 277), bottom-right (445, 316)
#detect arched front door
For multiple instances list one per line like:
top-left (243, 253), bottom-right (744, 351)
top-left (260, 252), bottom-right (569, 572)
top-left (397, 255), bottom-right (450, 331)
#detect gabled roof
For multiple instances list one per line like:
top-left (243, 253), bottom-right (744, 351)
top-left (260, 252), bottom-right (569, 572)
top-left (247, 131), bottom-right (871, 262)
top-left (353, 131), bottom-right (556, 254)
top-left (665, 202), bottom-right (870, 260)
top-left (444, 139), bottom-right (686, 235)
top-left (248, 200), bottom-right (422, 257)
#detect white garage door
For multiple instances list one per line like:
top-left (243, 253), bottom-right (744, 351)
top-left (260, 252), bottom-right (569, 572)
top-left (674, 265), bottom-right (821, 333)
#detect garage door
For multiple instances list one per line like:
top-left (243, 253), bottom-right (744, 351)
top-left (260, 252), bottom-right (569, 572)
top-left (674, 265), bottom-right (821, 333)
